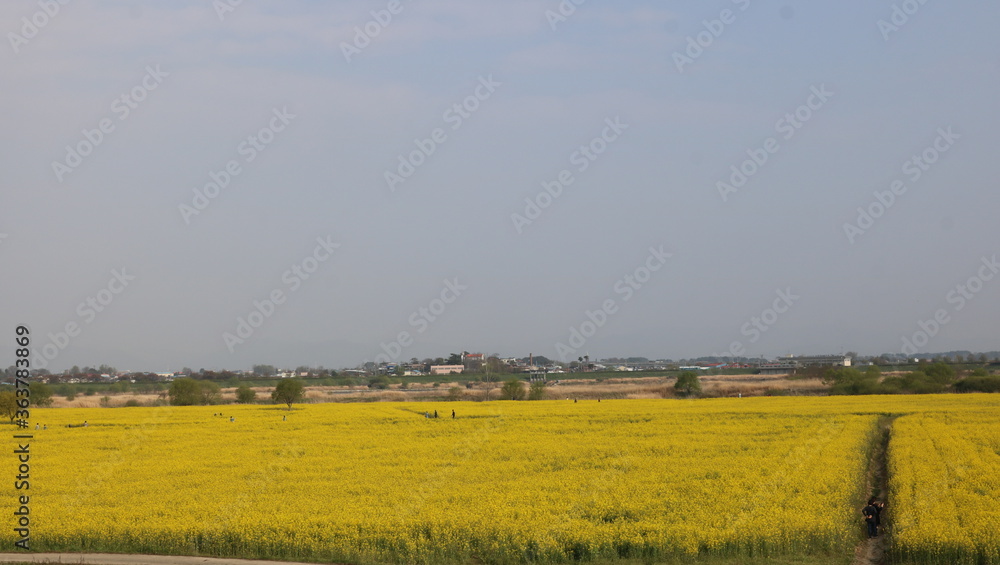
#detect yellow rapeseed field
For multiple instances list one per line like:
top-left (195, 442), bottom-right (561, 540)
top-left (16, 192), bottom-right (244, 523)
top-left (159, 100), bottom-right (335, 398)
top-left (2, 394), bottom-right (998, 563)
top-left (889, 411), bottom-right (1000, 564)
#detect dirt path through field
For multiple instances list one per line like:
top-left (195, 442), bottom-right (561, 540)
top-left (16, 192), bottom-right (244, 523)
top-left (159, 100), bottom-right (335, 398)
top-left (0, 554), bottom-right (325, 565)
top-left (852, 415), bottom-right (895, 565)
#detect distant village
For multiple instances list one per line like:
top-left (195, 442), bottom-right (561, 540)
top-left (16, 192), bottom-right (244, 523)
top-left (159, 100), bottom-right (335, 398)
top-left (8, 349), bottom-right (996, 385)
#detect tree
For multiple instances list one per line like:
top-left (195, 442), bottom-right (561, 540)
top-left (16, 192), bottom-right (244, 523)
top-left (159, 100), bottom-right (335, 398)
top-left (528, 380), bottom-right (547, 400)
top-left (169, 378), bottom-right (202, 406)
top-left (0, 391), bottom-right (17, 421)
top-left (500, 378), bottom-right (525, 400)
top-left (446, 386), bottom-right (463, 401)
top-left (253, 364), bottom-right (277, 377)
top-left (272, 379), bottom-right (304, 409)
top-left (235, 385), bottom-right (256, 404)
top-left (674, 371), bottom-right (702, 396)
top-left (481, 353), bottom-right (506, 401)
top-left (924, 362), bottom-right (956, 384)
top-left (200, 381), bottom-right (222, 405)
top-left (32, 382), bottom-right (54, 407)
top-left (446, 353), bottom-right (463, 365)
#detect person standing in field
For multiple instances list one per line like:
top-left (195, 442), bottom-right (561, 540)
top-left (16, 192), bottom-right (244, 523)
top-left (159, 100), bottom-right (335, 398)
top-left (862, 498), bottom-right (879, 538)
top-left (874, 499), bottom-right (885, 535)
top-left (451, 409), bottom-right (455, 419)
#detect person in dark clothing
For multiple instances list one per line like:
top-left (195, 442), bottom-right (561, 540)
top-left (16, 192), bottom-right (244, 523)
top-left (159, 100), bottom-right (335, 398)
top-left (874, 500), bottom-right (885, 535)
top-left (451, 410), bottom-right (455, 419)
top-left (862, 498), bottom-right (879, 538)
top-left (434, 410), bottom-right (438, 418)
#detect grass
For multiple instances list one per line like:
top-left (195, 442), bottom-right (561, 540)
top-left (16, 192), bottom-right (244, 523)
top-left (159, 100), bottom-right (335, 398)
top-left (0, 555), bottom-right (853, 565)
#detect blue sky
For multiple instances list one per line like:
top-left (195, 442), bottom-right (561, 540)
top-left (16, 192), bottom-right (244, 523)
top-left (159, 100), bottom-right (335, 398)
top-left (2, 0), bottom-right (998, 371)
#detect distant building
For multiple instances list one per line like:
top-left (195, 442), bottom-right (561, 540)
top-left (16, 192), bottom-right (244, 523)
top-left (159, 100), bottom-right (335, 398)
top-left (462, 353), bottom-right (485, 371)
top-left (758, 355), bottom-right (851, 375)
top-left (430, 365), bottom-right (464, 375)
top-left (757, 363), bottom-right (797, 375)
top-left (788, 355), bottom-right (852, 367)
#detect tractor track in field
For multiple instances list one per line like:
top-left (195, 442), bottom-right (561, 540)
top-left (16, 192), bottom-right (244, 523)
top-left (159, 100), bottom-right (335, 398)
top-left (852, 415), bottom-right (895, 565)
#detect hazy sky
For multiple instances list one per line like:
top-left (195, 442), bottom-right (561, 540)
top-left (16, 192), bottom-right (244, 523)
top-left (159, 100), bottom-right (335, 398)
top-left (2, 0), bottom-right (998, 372)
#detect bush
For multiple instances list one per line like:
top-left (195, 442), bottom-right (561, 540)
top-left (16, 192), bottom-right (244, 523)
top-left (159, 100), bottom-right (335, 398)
top-left (674, 371), bottom-right (702, 396)
top-left (953, 376), bottom-right (1000, 393)
top-left (923, 362), bottom-right (956, 384)
top-left (500, 379), bottom-right (526, 400)
top-left (827, 367), bottom-right (879, 395)
top-left (899, 371), bottom-right (946, 394)
top-left (368, 376), bottom-right (390, 390)
top-left (235, 385), bottom-right (257, 404)
top-left (528, 381), bottom-right (547, 400)
top-left (65, 392), bottom-right (76, 402)
top-left (169, 378), bottom-right (202, 406)
top-left (124, 399), bottom-right (141, 407)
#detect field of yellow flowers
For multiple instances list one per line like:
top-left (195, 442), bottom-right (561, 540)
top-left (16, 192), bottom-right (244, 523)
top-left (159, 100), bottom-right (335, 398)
top-left (3, 394), bottom-right (998, 564)
top-left (889, 410), bottom-right (1000, 564)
